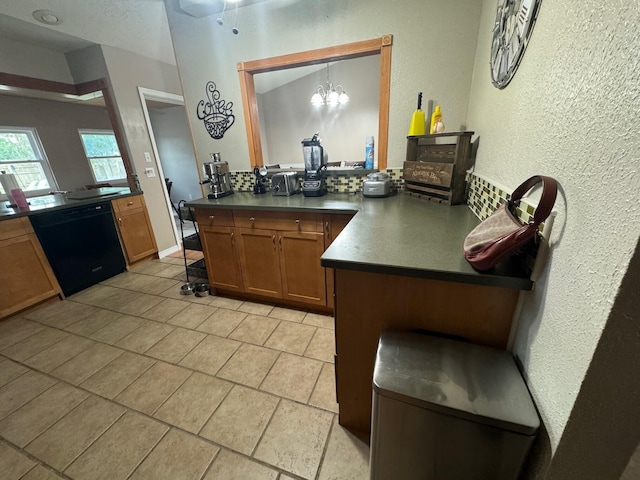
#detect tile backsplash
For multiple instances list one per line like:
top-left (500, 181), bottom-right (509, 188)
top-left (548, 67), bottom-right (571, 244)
top-left (465, 172), bottom-right (535, 224)
top-left (230, 168), bottom-right (404, 194)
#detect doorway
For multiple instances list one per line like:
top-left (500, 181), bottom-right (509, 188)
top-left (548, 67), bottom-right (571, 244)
top-left (138, 87), bottom-right (201, 255)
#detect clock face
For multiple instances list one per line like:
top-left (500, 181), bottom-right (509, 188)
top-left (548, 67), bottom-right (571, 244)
top-left (490, 0), bottom-right (541, 89)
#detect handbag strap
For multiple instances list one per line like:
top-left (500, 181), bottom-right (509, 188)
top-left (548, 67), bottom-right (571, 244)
top-left (508, 175), bottom-right (558, 226)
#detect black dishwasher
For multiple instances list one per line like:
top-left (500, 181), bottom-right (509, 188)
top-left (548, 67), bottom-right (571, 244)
top-left (30, 202), bottom-right (126, 296)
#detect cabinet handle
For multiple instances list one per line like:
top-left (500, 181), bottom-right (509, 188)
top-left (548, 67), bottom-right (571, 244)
top-left (325, 221), bottom-right (330, 235)
top-left (250, 217), bottom-right (255, 223)
top-left (230, 232), bottom-right (235, 245)
top-left (295, 219), bottom-right (300, 227)
top-left (209, 215), bottom-right (215, 220)
top-left (127, 201), bottom-right (134, 206)
top-left (118, 217), bottom-right (123, 226)
top-left (272, 234), bottom-right (276, 248)
top-left (279, 236), bottom-right (282, 250)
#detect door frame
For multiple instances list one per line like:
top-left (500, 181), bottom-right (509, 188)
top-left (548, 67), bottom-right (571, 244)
top-left (138, 87), bottom-right (187, 256)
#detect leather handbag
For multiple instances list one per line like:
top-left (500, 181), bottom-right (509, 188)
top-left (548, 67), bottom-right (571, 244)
top-left (463, 175), bottom-right (558, 271)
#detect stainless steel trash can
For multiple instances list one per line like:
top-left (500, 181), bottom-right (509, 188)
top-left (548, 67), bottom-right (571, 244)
top-left (370, 331), bottom-right (539, 480)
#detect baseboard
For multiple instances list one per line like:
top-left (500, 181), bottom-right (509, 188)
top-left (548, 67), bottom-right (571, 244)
top-left (159, 244), bottom-right (181, 258)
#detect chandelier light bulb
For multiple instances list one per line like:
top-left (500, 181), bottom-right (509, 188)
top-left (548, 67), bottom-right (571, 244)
top-left (311, 92), bottom-right (324, 106)
top-left (327, 90), bottom-right (340, 106)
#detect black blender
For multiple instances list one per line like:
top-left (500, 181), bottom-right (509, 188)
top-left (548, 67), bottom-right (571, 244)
top-left (301, 132), bottom-right (327, 197)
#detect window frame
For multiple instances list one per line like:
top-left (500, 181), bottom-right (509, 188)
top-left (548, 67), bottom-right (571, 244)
top-left (78, 129), bottom-right (127, 184)
top-left (0, 126), bottom-right (58, 199)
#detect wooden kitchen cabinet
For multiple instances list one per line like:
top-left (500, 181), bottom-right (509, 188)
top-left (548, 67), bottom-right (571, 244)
top-left (195, 209), bottom-right (243, 292)
top-left (323, 214), bottom-right (355, 309)
top-left (199, 226), bottom-right (244, 292)
top-left (195, 207), bottom-right (328, 309)
top-left (280, 231), bottom-right (326, 306)
top-left (236, 227), bottom-right (282, 298)
top-left (112, 195), bottom-right (158, 266)
top-left (0, 217), bottom-right (62, 319)
top-left (235, 210), bottom-right (326, 306)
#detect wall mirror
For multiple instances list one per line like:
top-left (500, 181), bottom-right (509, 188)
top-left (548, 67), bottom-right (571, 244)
top-left (0, 72), bottom-right (136, 194)
top-left (237, 35), bottom-right (392, 170)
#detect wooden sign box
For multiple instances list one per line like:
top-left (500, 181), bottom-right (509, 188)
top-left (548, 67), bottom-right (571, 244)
top-left (404, 131), bottom-right (475, 205)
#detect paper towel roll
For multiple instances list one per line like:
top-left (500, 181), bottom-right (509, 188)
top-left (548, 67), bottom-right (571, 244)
top-left (0, 173), bottom-right (19, 193)
top-left (0, 173), bottom-right (20, 204)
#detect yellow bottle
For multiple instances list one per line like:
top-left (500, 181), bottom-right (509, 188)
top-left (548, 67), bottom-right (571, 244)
top-left (430, 105), bottom-right (444, 134)
top-left (408, 92), bottom-right (426, 136)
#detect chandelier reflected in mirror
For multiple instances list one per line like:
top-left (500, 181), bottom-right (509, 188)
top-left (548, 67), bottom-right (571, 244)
top-left (310, 63), bottom-right (349, 106)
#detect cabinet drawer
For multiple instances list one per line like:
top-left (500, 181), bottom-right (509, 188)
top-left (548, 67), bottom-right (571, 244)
top-left (0, 217), bottom-right (33, 241)
top-left (113, 195), bottom-right (145, 213)
top-left (234, 210), bottom-right (320, 232)
top-left (195, 208), bottom-right (234, 227)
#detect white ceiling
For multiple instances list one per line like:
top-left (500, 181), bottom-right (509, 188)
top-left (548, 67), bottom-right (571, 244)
top-left (0, 0), bottom-right (324, 95)
top-left (0, 0), bottom-right (177, 66)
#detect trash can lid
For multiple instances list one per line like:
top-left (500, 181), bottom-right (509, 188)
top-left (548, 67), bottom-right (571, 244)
top-left (373, 331), bottom-right (540, 436)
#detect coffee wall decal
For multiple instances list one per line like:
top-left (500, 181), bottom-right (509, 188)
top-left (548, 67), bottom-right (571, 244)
top-left (196, 81), bottom-right (235, 139)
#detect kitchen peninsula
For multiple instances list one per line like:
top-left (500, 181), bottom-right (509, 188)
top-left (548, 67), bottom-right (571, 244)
top-left (188, 192), bottom-right (533, 434)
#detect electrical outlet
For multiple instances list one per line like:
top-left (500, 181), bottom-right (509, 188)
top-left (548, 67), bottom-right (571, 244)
top-left (144, 167), bottom-right (156, 178)
top-left (188, 193), bottom-right (193, 200)
top-left (144, 152), bottom-right (152, 163)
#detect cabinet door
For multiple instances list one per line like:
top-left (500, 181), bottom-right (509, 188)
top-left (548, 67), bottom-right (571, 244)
top-left (200, 226), bottom-right (243, 292)
top-left (116, 208), bottom-right (157, 264)
top-left (236, 227), bottom-right (282, 298)
top-left (323, 214), bottom-right (354, 309)
top-left (0, 233), bottom-right (61, 318)
top-left (279, 231), bottom-right (326, 306)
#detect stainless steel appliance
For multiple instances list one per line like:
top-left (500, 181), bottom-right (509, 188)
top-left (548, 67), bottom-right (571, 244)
top-left (200, 153), bottom-right (233, 199)
top-left (271, 172), bottom-right (300, 196)
top-left (363, 172), bottom-right (393, 197)
top-left (370, 331), bottom-right (539, 480)
top-left (301, 133), bottom-right (327, 197)
top-left (30, 202), bottom-right (126, 296)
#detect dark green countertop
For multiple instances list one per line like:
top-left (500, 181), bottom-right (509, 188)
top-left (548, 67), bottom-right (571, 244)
top-left (0, 188), bottom-right (139, 220)
top-left (186, 192), bottom-right (533, 290)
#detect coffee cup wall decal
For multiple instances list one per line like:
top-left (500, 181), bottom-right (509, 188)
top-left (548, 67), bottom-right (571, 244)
top-left (196, 81), bottom-right (235, 139)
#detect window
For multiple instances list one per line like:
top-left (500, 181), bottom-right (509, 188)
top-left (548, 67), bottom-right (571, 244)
top-left (0, 127), bottom-right (58, 197)
top-left (79, 130), bottom-right (127, 183)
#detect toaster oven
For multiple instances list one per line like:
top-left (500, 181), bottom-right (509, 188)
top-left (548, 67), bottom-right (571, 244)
top-left (271, 172), bottom-right (300, 196)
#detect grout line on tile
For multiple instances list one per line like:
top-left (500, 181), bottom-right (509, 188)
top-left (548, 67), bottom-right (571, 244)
top-left (0, 377), bottom-right (59, 423)
top-left (300, 326), bottom-right (319, 359)
top-left (149, 370), bottom-right (196, 417)
top-left (313, 413), bottom-right (338, 480)
top-left (250, 396), bottom-right (282, 458)
top-left (195, 381), bottom-right (236, 438)
top-left (0, 436), bottom-right (74, 480)
top-left (122, 421), bottom-right (171, 480)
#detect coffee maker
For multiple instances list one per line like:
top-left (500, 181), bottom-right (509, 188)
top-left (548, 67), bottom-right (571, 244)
top-left (301, 132), bottom-right (327, 197)
top-left (200, 153), bottom-right (233, 199)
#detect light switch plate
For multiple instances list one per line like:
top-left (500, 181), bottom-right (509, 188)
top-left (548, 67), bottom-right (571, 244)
top-left (144, 167), bottom-right (156, 178)
top-left (144, 152), bottom-right (152, 163)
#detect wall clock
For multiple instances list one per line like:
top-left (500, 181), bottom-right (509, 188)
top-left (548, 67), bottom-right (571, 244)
top-left (490, 0), bottom-right (541, 89)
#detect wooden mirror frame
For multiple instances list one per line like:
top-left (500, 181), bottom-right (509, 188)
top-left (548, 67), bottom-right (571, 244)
top-left (0, 72), bottom-right (136, 191)
top-left (237, 35), bottom-right (393, 169)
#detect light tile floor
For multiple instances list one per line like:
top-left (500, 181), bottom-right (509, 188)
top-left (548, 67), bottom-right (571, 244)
top-left (0, 258), bottom-right (370, 480)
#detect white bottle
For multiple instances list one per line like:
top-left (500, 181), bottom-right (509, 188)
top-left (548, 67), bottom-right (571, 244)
top-left (365, 136), bottom-right (374, 169)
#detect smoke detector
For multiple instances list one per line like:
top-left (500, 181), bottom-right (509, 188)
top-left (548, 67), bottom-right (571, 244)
top-left (32, 10), bottom-right (61, 25)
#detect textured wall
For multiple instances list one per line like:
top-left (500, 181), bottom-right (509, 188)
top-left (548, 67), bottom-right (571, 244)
top-left (466, 0), bottom-right (640, 450)
top-left (101, 45), bottom-right (184, 254)
top-left (163, 0), bottom-right (482, 171)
